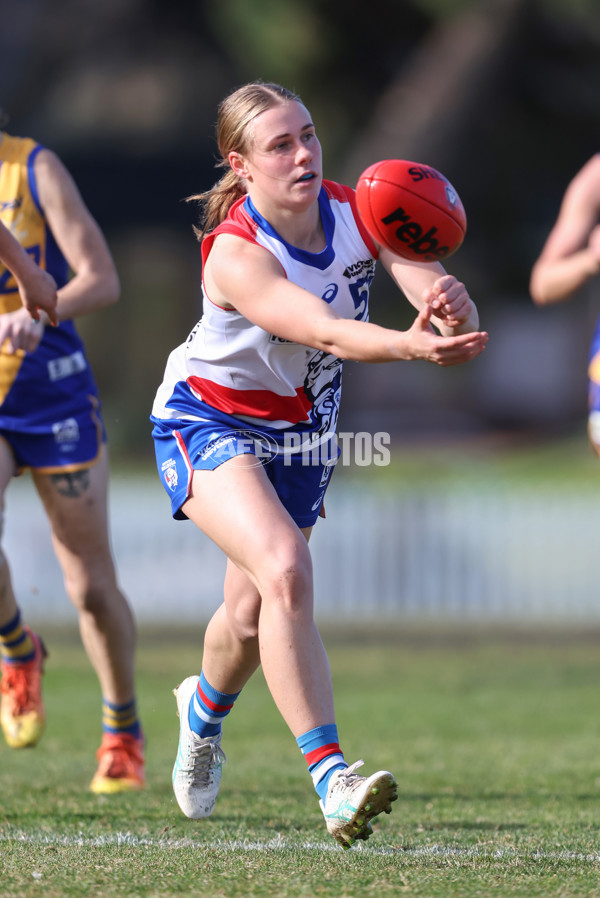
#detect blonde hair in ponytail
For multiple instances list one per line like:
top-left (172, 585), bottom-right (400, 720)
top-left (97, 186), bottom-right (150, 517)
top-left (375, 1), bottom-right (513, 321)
top-left (188, 81), bottom-right (302, 241)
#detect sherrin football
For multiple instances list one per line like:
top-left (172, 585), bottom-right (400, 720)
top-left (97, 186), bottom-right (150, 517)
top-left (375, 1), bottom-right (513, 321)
top-left (355, 159), bottom-right (467, 262)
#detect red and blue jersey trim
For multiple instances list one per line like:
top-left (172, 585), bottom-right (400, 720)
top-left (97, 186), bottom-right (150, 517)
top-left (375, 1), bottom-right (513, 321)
top-left (186, 375), bottom-right (313, 424)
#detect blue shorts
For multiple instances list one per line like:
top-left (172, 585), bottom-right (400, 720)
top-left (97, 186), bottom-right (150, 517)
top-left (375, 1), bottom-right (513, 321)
top-left (150, 414), bottom-right (338, 527)
top-left (0, 399), bottom-right (106, 473)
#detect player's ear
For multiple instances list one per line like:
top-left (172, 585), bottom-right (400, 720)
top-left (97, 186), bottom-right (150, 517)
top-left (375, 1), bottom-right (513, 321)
top-left (229, 152), bottom-right (249, 180)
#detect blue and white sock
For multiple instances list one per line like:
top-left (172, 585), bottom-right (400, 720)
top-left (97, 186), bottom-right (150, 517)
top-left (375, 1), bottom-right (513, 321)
top-left (188, 670), bottom-right (240, 738)
top-left (297, 724), bottom-right (347, 801)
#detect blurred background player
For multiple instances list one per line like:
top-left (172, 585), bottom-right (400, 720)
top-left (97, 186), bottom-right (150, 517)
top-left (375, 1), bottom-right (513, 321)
top-left (151, 81), bottom-right (487, 848)
top-left (0, 119), bottom-right (145, 793)
top-left (530, 153), bottom-right (600, 453)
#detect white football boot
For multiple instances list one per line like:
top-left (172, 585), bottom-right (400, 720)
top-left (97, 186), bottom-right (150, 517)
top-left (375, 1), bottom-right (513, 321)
top-left (172, 676), bottom-right (226, 819)
top-left (319, 759), bottom-right (397, 849)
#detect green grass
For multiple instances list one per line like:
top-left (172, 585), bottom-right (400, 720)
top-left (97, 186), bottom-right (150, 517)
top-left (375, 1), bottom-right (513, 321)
top-left (1, 627), bottom-right (600, 897)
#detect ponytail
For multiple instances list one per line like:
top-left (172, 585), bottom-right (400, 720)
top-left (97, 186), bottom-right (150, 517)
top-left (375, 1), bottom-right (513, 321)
top-left (187, 169), bottom-right (246, 242)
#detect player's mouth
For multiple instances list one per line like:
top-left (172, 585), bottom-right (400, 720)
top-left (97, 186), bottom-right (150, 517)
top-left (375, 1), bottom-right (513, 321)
top-left (296, 172), bottom-right (316, 183)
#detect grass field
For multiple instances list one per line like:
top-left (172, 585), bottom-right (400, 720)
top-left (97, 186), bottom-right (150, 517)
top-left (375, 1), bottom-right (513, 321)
top-left (347, 433), bottom-right (600, 490)
top-left (1, 626), bottom-right (600, 897)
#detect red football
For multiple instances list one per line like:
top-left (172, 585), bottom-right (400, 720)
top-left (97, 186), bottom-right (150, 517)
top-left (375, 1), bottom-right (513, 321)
top-left (355, 159), bottom-right (467, 262)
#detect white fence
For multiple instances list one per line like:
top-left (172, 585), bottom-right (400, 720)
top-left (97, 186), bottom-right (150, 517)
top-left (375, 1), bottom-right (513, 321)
top-left (5, 474), bottom-right (600, 626)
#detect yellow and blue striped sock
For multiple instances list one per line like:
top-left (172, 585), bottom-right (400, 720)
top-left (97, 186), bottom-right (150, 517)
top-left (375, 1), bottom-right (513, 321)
top-left (0, 610), bottom-right (35, 664)
top-left (101, 698), bottom-right (142, 740)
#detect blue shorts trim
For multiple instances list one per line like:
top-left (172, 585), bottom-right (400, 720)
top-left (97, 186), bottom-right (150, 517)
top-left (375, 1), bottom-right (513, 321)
top-left (150, 415), bottom-right (338, 527)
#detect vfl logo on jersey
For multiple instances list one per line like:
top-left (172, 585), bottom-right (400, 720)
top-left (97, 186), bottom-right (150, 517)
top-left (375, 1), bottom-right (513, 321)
top-left (52, 418), bottom-right (80, 447)
top-left (161, 458), bottom-right (178, 491)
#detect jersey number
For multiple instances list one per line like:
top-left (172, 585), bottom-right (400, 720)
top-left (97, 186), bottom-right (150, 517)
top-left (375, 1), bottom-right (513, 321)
top-left (0, 244), bottom-right (42, 294)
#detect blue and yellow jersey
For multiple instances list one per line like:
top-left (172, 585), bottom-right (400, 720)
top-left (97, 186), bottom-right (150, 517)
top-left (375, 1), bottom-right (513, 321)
top-left (0, 132), bottom-right (101, 438)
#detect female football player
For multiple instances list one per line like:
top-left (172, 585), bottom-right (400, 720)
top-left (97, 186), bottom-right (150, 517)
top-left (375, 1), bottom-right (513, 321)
top-left (151, 81), bottom-right (487, 848)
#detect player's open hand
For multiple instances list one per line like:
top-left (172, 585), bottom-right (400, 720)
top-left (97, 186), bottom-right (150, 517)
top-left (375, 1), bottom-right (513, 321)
top-left (407, 302), bottom-right (488, 366)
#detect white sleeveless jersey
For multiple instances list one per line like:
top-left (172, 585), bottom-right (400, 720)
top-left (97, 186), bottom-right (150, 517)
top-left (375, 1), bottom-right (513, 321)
top-left (152, 180), bottom-right (378, 437)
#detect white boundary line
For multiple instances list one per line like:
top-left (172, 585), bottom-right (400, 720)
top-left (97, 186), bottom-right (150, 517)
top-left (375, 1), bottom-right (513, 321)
top-left (2, 831), bottom-right (600, 862)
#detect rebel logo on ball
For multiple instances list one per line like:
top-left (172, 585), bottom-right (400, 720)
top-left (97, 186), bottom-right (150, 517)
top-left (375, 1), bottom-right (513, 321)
top-left (381, 205), bottom-right (451, 260)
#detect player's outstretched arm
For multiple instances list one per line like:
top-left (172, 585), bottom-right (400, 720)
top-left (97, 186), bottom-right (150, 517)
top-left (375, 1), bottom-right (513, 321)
top-left (530, 154), bottom-right (600, 305)
top-left (0, 221), bottom-right (57, 324)
top-left (208, 235), bottom-right (488, 367)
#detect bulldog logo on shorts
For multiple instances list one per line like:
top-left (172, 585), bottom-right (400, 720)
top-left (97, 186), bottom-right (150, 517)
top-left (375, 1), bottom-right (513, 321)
top-left (161, 458), bottom-right (178, 491)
